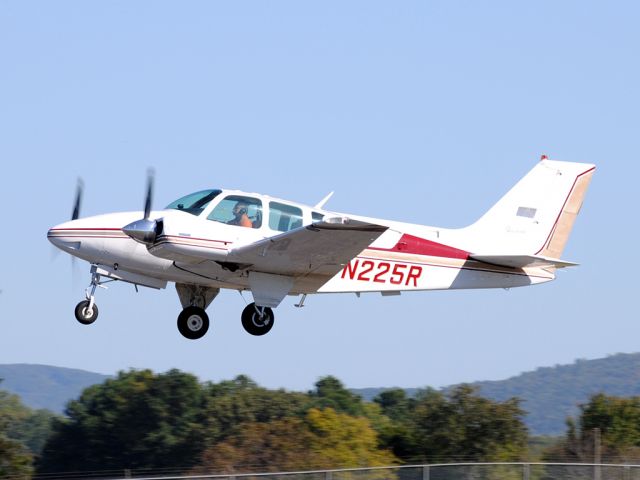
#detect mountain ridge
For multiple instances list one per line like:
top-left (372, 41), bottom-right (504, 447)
top-left (3, 353), bottom-right (640, 435)
top-left (0, 363), bottom-right (110, 414)
top-left (353, 352), bottom-right (640, 435)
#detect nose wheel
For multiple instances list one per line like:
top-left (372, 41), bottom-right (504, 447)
top-left (177, 306), bottom-right (210, 340)
top-left (74, 300), bottom-right (99, 324)
top-left (241, 302), bottom-right (275, 336)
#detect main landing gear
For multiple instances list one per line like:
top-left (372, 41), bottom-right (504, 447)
top-left (241, 302), bottom-right (275, 336)
top-left (175, 284), bottom-right (276, 338)
top-left (175, 300), bottom-right (275, 339)
top-left (175, 284), bottom-right (218, 340)
top-left (177, 306), bottom-right (209, 340)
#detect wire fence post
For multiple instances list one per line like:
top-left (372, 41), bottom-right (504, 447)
top-left (326, 470), bottom-right (332, 480)
top-left (522, 463), bottom-right (530, 480)
top-left (422, 465), bottom-right (430, 480)
top-left (594, 428), bottom-right (602, 480)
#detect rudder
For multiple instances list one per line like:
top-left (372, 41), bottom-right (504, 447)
top-left (462, 158), bottom-right (595, 258)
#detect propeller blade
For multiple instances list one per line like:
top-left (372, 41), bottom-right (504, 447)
top-left (71, 178), bottom-right (84, 220)
top-left (144, 168), bottom-right (155, 219)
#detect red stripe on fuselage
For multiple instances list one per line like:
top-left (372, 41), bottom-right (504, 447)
top-left (368, 234), bottom-right (470, 260)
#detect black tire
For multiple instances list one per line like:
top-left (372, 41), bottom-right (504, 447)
top-left (177, 306), bottom-right (210, 340)
top-left (241, 303), bottom-right (274, 336)
top-left (74, 300), bottom-right (99, 325)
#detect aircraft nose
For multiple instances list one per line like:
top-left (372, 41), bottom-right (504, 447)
top-left (47, 220), bottom-right (81, 252)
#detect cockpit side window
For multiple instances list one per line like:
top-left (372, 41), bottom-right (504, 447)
top-left (269, 202), bottom-right (303, 232)
top-left (312, 212), bottom-right (325, 222)
top-left (207, 195), bottom-right (262, 229)
top-left (165, 189), bottom-right (222, 216)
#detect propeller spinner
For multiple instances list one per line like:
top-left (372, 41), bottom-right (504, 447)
top-left (122, 169), bottom-right (160, 245)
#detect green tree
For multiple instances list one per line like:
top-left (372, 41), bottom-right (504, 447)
top-left (374, 388), bottom-right (415, 423)
top-left (308, 376), bottom-right (366, 416)
top-left (201, 375), bottom-right (308, 444)
top-left (409, 385), bottom-right (528, 462)
top-left (38, 369), bottom-right (207, 474)
top-left (0, 385), bottom-right (34, 478)
top-left (373, 389), bottom-right (418, 460)
top-left (544, 393), bottom-right (640, 463)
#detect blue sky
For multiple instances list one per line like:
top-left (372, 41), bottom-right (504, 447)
top-left (0, 1), bottom-right (638, 391)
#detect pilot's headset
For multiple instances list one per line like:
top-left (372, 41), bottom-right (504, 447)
top-left (236, 203), bottom-right (248, 216)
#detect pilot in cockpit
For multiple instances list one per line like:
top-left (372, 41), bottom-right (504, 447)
top-left (228, 201), bottom-right (253, 228)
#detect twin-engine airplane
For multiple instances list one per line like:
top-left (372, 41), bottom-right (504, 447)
top-left (48, 157), bottom-right (595, 339)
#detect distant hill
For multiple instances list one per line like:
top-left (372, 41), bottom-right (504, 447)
top-left (353, 352), bottom-right (640, 436)
top-left (0, 364), bottom-right (109, 414)
top-left (4, 354), bottom-right (640, 435)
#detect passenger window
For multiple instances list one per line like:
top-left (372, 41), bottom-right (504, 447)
top-left (312, 212), bottom-right (325, 222)
top-left (208, 195), bottom-right (262, 228)
top-left (269, 202), bottom-right (303, 232)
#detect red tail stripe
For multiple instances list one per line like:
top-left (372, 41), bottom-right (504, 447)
top-left (369, 234), bottom-right (470, 260)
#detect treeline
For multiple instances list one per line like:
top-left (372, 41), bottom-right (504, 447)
top-left (2, 370), bottom-right (640, 478)
top-left (0, 386), bottom-right (58, 478)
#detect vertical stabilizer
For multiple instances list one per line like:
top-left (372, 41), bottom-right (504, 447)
top-left (463, 159), bottom-right (595, 257)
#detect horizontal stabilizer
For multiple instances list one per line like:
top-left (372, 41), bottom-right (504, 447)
top-left (470, 254), bottom-right (578, 269)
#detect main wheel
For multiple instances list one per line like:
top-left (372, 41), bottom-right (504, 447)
top-left (177, 306), bottom-right (210, 340)
top-left (241, 303), bottom-right (274, 336)
top-left (74, 300), bottom-right (99, 325)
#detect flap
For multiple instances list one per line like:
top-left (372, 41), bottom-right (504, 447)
top-left (470, 254), bottom-right (579, 269)
top-left (228, 218), bottom-right (388, 277)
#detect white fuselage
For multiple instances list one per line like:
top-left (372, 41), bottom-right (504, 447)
top-left (47, 194), bottom-right (554, 297)
top-left (47, 159), bottom-right (595, 338)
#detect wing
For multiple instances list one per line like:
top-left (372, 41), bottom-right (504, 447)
top-left (470, 254), bottom-right (578, 269)
top-left (228, 218), bottom-right (388, 277)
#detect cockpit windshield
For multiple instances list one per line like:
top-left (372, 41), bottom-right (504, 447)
top-left (165, 189), bottom-right (222, 216)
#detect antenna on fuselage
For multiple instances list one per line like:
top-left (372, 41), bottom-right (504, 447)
top-left (314, 191), bottom-right (334, 209)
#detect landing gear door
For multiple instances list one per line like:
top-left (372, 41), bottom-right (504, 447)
top-left (248, 272), bottom-right (294, 308)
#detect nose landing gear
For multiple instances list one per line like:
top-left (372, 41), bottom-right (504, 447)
top-left (74, 266), bottom-right (108, 325)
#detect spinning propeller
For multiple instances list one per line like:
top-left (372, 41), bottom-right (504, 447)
top-left (51, 178), bottom-right (84, 274)
top-left (72, 178), bottom-right (84, 220)
top-left (122, 169), bottom-right (160, 245)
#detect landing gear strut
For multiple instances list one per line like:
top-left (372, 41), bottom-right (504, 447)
top-left (241, 302), bottom-right (275, 336)
top-left (74, 266), bottom-right (104, 325)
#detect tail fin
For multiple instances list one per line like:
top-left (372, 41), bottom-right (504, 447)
top-left (464, 159), bottom-right (595, 258)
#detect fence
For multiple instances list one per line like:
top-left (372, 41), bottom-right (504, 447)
top-left (28, 463), bottom-right (640, 480)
